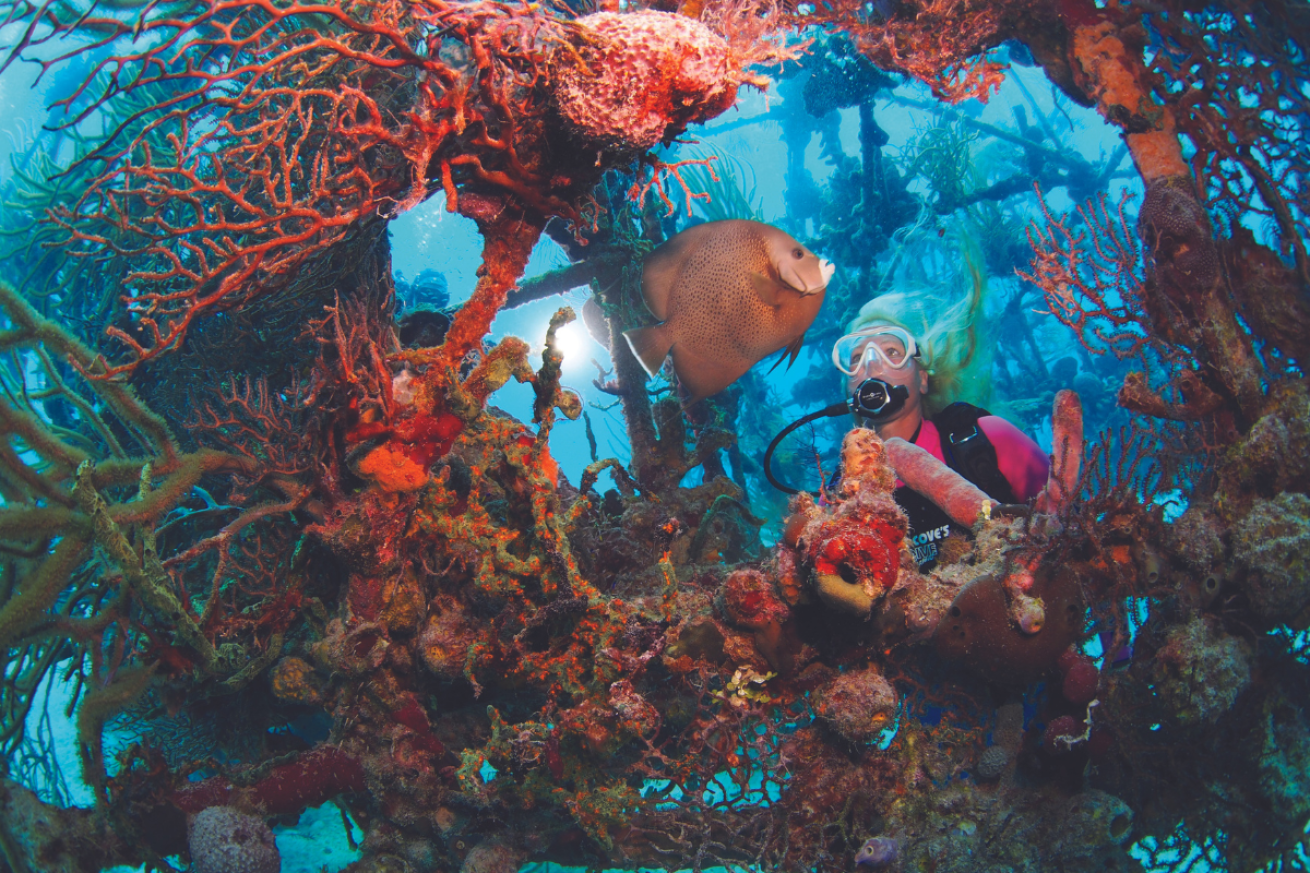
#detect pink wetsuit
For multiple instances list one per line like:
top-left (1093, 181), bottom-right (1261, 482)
top-left (905, 416), bottom-right (1050, 503)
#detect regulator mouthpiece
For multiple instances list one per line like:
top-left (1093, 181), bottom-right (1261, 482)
top-left (850, 378), bottom-right (909, 422)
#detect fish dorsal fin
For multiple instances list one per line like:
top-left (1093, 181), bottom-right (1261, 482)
top-left (642, 222), bottom-right (721, 321)
top-left (581, 295), bottom-right (612, 351)
top-left (766, 334), bottom-right (806, 374)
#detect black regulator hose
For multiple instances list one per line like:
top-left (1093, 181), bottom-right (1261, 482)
top-left (763, 400), bottom-right (850, 495)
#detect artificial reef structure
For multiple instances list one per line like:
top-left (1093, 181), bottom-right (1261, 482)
top-left (0, 0), bottom-right (1307, 872)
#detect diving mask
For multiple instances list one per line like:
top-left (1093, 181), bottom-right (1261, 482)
top-left (832, 325), bottom-right (921, 377)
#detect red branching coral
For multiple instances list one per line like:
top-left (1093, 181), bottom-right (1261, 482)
top-left (0, 0), bottom-right (809, 379)
top-left (4, 1), bottom-right (1309, 871)
top-left (1020, 187), bottom-right (1153, 361)
top-left (628, 157), bottom-right (721, 218)
top-left (0, 1), bottom-right (643, 372)
top-left (1140, 1), bottom-right (1310, 286)
top-left (790, 0), bottom-right (1009, 103)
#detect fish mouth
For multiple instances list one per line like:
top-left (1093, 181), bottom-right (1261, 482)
top-left (782, 257), bottom-right (836, 295)
top-left (812, 258), bottom-right (836, 292)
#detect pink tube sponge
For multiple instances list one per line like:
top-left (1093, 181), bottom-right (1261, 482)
top-left (1036, 390), bottom-right (1084, 514)
top-left (884, 437), bottom-right (993, 527)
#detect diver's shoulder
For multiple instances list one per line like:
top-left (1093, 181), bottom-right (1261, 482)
top-left (977, 415), bottom-right (1042, 453)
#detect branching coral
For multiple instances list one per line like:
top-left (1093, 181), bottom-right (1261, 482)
top-left (0, 0), bottom-right (791, 376)
top-left (1015, 0), bottom-right (1307, 430)
top-left (1021, 188), bottom-right (1153, 362)
top-left (790, 0), bottom-right (1010, 104)
top-left (1140, 1), bottom-right (1310, 289)
top-left (0, 279), bottom-right (311, 829)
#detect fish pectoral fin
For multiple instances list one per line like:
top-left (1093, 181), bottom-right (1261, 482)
top-left (751, 272), bottom-right (785, 307)
top-left (766, 334), bottom-right (806, 374)
top-left (622, 324), bottom-right (675, 378)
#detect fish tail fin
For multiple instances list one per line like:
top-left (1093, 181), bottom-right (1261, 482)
top-left (622, 325), bottom-right (674, 377)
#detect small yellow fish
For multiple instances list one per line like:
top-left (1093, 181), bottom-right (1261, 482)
top-left (623, 219), bottom-right (833, 401)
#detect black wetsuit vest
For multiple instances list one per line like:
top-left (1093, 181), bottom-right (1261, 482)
top-left (895, 403), bottom-right (1017, 570)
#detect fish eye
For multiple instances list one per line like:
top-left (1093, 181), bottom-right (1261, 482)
top-left (792, 248), bottom-right (803, 259)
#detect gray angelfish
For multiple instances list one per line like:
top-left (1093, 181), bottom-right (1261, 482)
top-left (623, 219), bottom-right (834, 402)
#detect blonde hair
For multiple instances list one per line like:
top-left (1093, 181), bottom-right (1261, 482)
top-left (847, 239), bottom-right (993, 418)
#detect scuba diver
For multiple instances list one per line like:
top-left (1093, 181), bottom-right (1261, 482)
top-left (763, 240), bottom-right (1052, 570)
top-left (831, 292), bottom-right (1050, 569)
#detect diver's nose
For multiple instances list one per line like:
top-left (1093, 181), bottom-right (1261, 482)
top-left (855, 347), bottom-right (888, 377)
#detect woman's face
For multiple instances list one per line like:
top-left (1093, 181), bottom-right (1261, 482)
top-left (841, 330), bottom-right (930, 428)
top-left (845, 356), bottom-right (929, 425)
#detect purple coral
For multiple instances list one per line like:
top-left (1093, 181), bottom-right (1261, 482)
top-left (854, 836), bottom-right (899, 868)
top-left (188, 806), bottom-right (280, 873)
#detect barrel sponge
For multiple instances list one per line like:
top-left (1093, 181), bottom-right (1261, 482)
top-left (1149, 615), bottom-right (1252, 726)
top-left (188, 807), bottom-right (279, 873)
top-left (1056, 790), bottom-right (1134, 852)
top-left (1232, 492), bottom-right (1310, 622)
top-left (550, 11), bottom-right (739, 151)
top-left (813, 664), bottom-right (898, 744)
